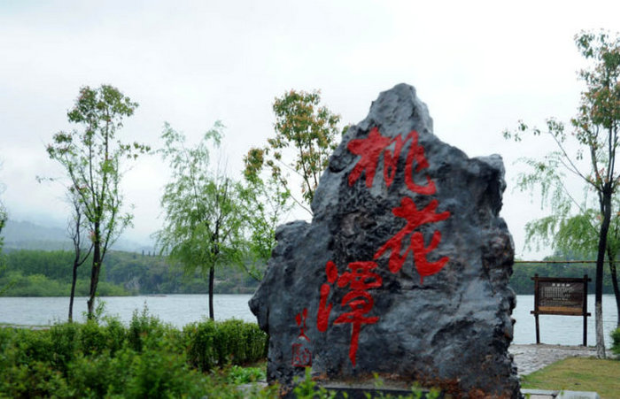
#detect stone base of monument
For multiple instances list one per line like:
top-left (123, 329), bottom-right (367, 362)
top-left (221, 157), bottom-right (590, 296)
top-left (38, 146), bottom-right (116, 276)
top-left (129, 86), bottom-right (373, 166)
top-left (283, 381), bottom-right (441, 399)
top-left (280, 385), bottom-right (601, 399)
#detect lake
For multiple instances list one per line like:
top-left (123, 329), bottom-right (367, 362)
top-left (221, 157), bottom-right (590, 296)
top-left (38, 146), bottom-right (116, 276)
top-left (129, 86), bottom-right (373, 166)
top-left (0, 294), bottom-right (617, 347)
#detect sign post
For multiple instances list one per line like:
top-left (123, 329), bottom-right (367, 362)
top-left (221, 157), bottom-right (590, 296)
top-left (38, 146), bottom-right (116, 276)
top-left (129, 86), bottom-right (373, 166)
top-left (530, 274), bottom-right (591, 346)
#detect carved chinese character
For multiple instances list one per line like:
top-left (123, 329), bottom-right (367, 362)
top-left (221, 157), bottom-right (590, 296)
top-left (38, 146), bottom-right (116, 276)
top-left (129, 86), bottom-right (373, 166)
top-left (292, 308), bottom-right (312, 367)
top-left (317, 261), bottom-right (382, 366)
top-left (347, 128), bottom-right (435, 194)
top-left (374, 197), bottom-right (450, 282)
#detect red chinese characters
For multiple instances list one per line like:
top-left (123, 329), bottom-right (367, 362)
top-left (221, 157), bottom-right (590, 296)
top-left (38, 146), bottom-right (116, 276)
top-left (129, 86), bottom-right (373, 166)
top-left (348, 127), bottom-right (451, 283)
top-left (347, 128), bottom-right (436, 194)
top-left (293, 126), bottom-right (451, 368)
top-left (317, 261), bottom-right (382, 366)
top-left (374, 197), bottom-right (450, 282)
top-left (292, 308), bottom-right (312, 367)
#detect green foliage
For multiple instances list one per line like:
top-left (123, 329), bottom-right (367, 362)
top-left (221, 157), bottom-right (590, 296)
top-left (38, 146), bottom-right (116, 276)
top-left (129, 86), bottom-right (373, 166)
top-left (184, 318), bottom-right (218, 371)
top-left (183, 318), bottom-right (267, 372)
top-left (0, 248), bottom-right (260, 296)
top-left (155, 122), bottom-right (248, 319)
top-left (227, 365), bottom-right (266, 384)
top-left (245, 89), bottom-right (341, 214)
top-left (241, 163), bottom-right (292, 281)
top-left (0, 313), bottom-right (268, 398)
top-left (612, 327), bottom-right (620, 356)
top-left (46, 84), bottom-right (150, 318)
top-left (127, 304), bottom-right (168, 353)
top-left (293, 368), bottom-right (337, 399)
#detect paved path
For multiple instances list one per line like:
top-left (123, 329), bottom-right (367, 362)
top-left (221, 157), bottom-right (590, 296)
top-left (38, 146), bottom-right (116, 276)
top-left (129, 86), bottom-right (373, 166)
top-left (510, 344), bottom-right (616, 376)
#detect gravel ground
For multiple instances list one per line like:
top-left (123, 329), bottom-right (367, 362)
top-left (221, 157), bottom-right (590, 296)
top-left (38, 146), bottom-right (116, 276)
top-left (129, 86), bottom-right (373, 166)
top-left (510, 344), bottom-right (616, 376)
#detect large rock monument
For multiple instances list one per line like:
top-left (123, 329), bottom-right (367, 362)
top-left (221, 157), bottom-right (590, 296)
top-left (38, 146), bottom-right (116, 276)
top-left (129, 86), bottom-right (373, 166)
top-left (250, 84), bottom-right (520, 398)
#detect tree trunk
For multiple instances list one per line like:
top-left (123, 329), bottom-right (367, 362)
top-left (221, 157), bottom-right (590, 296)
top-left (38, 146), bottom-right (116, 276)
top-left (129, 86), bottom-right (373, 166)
top-left (87, 223), bottom-right (101, 319)
top-left (610, 260), bottom-right (620, 328)
top-left (595, 185), bottom-right (612, 359)
top-left (208, 265), bottom-right (215, 320)
top-left (68, 260), bottom-right (79, 323)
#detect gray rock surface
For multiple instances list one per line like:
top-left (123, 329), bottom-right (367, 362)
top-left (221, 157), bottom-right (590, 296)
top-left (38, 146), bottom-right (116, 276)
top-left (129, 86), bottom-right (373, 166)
top-left (250, 83), bottom-right (520, 398)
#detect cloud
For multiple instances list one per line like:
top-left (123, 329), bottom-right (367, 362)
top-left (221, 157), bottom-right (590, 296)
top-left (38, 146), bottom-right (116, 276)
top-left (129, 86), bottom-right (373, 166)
top-left (1, 0), bottom-right (619, 258)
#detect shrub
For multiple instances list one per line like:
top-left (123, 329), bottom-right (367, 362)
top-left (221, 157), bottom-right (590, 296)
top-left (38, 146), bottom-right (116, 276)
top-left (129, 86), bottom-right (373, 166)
top-left (215, 319), bottom-right (245, 365)
top-left (184, 320), bottom-right (217, 372)
top-left (612, 327), bottom-right (620, 357)
top-left (184, 319), bottom-right (268, 372)
top-left (49, 322), bottom-right (79, 373)
top-left (68, 350), bottom-right (131, 397)
top-left (104, 316), bottom-right (127, 355)
top-left (79, 320), bottom-right (108, 355)
top-left (0, 360), bottom-right (72, 398)
top-left (0, 317), bottom-right (268, 397)
top-left (127, 305), bottom-right (168, 353)
top-left (16, 328), bottom-right (55, 364)
top-left (126, 347), bottom-right (210, 399)
top-left (243, 321), bottom-right (269, 363)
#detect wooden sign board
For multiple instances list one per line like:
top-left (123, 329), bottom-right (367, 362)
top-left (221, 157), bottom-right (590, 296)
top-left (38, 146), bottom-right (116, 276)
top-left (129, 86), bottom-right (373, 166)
top-left (530, 274), bottom-right (591, 346)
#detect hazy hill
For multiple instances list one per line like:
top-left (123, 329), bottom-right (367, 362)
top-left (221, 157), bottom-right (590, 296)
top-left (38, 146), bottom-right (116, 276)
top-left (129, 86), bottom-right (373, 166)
top-left (1, 220), bottom-right (152, 253)
top-left (1, 220), bottom-right (71, 251)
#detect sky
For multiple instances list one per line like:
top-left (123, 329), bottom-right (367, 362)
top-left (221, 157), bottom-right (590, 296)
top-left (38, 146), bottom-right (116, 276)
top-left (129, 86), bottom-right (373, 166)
top-left (1, 0), bottom-right (619, 259)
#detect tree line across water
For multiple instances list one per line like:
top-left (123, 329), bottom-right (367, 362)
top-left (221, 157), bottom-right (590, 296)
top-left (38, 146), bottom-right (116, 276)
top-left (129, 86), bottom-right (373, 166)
top-left (1, 247), bottom-right (618, 297)
top-left (0, 249), bottom-right (259, 297)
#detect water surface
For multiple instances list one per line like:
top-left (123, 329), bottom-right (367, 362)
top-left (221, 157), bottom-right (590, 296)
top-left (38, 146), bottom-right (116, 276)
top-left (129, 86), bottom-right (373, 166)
top-left (1, 294), bottom-right (617, 347)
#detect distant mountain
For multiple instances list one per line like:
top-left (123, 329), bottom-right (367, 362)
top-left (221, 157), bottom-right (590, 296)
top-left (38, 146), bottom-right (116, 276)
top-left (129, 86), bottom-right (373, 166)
top-left (1, 220), bottom-right (152, 253)
top-left (1, 220), bottom-right (72, 250)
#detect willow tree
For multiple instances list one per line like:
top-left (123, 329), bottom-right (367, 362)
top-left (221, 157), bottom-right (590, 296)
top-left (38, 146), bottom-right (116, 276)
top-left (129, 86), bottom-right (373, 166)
top-left (506, 31), bottom-right (620, 358)
top-left (245, 89), bottom-right (341, 214)
top-left (155, 122), bottom-right (247, 320)
top-left (47, 85), bottom-right (149, 318)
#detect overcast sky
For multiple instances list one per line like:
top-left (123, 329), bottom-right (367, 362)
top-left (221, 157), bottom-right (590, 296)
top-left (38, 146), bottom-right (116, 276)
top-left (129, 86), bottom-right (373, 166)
top-left (1, 0), bottom-right (619, 259)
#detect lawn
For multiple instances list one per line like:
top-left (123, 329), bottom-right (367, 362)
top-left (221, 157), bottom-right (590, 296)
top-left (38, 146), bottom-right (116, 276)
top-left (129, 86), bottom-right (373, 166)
top-left (521, 357), bottom-right (620, 399)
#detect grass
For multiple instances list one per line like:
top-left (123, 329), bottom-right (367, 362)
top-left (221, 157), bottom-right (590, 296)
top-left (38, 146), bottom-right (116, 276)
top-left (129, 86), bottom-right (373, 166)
top-left (521, 357), bottom-right (620, 399)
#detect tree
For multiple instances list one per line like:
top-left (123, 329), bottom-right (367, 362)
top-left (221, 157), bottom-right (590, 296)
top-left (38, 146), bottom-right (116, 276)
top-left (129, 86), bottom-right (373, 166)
top-left (505, 31), bottom-right (620, 358)
top-left (155, 122), bottom-right (247, 320)
top-left (245, 89), bottom-right (341, 214)
top-left (46, 85), bottom-right (149, 318)
top-left (242, 149), bottom-right (292, 280)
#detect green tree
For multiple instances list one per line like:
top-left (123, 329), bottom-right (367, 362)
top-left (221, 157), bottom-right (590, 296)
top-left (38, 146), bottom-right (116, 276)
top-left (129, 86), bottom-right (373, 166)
top-left (505, 31), bottom-right (620, 357)
top-left (242, 148), bottom-right (292, 280)
top-left (245, 89), bottom-right (341, 214)
top-left (155, 122), bottom-right (247, 319)
top-left (46, 85), bottom-right (149, 318)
